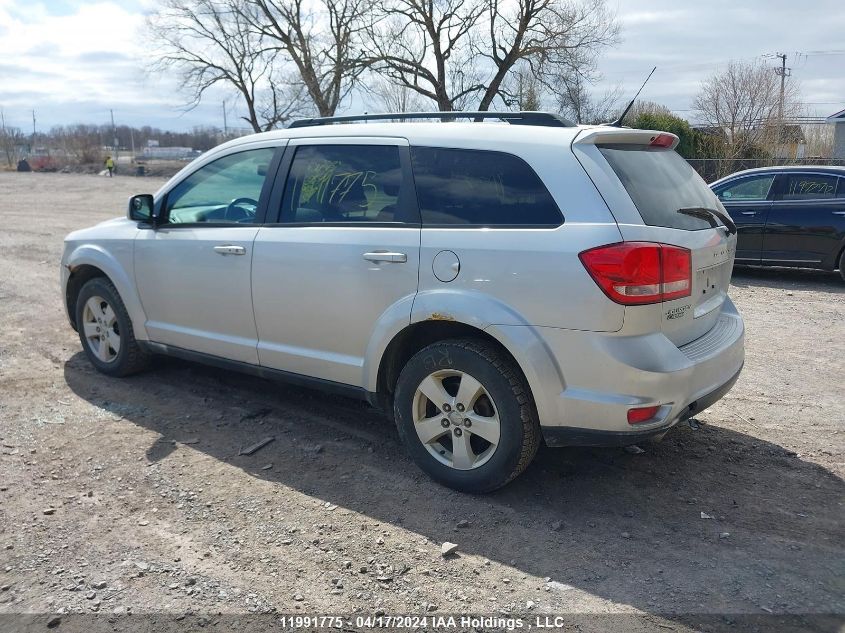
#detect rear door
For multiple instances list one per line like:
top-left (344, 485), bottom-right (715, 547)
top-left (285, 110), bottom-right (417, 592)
top-left (712, 173), bottom-right (776, 264)
top-left (573, 129), bottom-right (736, 346)
top-left (762, 172), bottom-right (845, 267)
top-left (251, 137), bottom-right (421, 387)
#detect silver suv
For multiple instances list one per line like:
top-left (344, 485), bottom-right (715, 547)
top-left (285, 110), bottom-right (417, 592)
top-left (61, 112), bottom-right (745, 492)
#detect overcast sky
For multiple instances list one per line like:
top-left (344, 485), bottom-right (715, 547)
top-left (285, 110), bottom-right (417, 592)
top-left (0, 0), bottom-right (843, 133)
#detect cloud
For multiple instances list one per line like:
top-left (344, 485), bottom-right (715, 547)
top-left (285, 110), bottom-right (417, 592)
top-left (0, 0), bottom-right (224, 130)
top-left (598, 0), bottom-right (845, 120)
top-left (0, 0), bottom-right (842, 130)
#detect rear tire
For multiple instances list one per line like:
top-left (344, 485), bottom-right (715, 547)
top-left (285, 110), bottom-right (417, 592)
top-left (393, 339), bottom-right (540, 493)
top-left (838, 250), bottom-right (845, 282)
top-left (75, 277), bottom-right (150, 377)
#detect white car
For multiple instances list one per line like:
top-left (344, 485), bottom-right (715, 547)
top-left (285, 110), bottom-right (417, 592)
top-left (61, 112), bottom-right (745, 492)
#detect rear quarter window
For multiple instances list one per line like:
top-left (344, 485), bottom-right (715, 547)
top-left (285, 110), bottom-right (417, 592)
top-left (599, 145), bottom-right (718, 230)
top-left (410, 147), bottom-right (563, 227)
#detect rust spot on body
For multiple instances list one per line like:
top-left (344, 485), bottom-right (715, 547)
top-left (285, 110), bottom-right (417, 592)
top-left (428, 312), bottom-right (455, 321)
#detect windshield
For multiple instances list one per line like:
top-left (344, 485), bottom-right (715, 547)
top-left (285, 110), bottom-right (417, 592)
top-left (599, 145), bottom-right (721, 230)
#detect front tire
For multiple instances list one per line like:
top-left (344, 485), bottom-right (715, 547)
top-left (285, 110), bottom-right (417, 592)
top-left (838, 250), bottom-right (845, 282)
top-left (75, 277), bottom-right (150, 377)
top-left (393, 339), bottom-right (540, 493)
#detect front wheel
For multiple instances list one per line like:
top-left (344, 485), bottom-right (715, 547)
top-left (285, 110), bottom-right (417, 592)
top-left (839, 250), bottom-right (845, 283)
top-left (75, 277), bottom-right (150, 377)
top-left (393, 339), bottom-right (540, 493)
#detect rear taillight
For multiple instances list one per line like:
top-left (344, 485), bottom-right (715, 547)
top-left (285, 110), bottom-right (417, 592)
top-left (579, 242), bottom-right (691, 305)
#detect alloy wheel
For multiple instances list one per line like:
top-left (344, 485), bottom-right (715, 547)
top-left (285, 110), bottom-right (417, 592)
top-left (412, 369), bottom-right (501, 470)
top-left (81, 295), bottom-right (121, 363)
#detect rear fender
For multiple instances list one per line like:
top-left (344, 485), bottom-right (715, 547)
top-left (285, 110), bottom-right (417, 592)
top-left (364, 289), bottom-right (565, 425)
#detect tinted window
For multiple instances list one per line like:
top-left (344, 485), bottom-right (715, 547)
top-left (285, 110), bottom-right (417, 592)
top-left (165, 148), bottom-right (274, 224)
top-left (716, 175), bottom-right (775, 202)
top-left (779, 174), bottom-right (837, 200)
top-left (599, 145), bottom-right (717, 230)
top-left (280, 145), bottom-right (405, 223)
top-left (410, 147), bottom-right (562, 226)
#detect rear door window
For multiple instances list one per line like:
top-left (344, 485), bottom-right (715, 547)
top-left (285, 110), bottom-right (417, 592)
top-left (777, 173), bottom-right (838, 200)
top-left (410, 147), bottom-right (562, 227)
top-left (280, 145), bottom-right (407, 223)
top-left (599, 145), bottom-right (718, 230)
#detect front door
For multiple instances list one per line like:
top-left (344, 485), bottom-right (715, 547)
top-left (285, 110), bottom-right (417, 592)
top-left (251, 139), bottom-right (421, 387)
top-left (762, 172), bottom-right (845, 266)
top-left (715, 173), bottom-right (776, 264)
top-left (135, 146), bottom-right (281, 363)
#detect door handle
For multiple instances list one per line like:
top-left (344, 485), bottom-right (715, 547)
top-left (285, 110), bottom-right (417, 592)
top-left (832, 211), bottom-right (845, 216)
top-left (740, 211), bottom-right (757, 216)
top-left (363, 251), bottom-right (407, 263)
top-left (213, 245), bottom-right (246, 256)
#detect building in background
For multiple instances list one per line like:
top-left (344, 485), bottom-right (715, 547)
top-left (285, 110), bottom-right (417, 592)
top-left (141, 141), bottom-right (199, 160)
top-left (828, 108), bottom-right (845, 159)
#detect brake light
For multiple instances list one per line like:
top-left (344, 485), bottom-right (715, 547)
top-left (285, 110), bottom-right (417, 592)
top-left (627, 405), bottom-right (661, 425)
top-left (579, 242), bottom-right (691, 305)
top-left (649, 133), bottom-right (675, 148)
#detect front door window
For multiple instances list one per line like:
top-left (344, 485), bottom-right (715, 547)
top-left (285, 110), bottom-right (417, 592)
top-left (164, 148), bottom-right (275, 224)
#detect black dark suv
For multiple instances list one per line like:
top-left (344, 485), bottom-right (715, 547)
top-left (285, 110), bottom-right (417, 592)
top-left (711, 166), bottom-right (845, 280)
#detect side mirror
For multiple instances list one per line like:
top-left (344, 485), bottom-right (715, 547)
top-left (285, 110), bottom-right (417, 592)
top-left (128, 194), bottom-right (156, 223)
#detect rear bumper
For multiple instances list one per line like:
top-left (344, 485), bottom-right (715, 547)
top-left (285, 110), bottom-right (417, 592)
top-left (542, 364), bottom-right (742, 447)
top-left (522, 297), bottom-right (745, 447)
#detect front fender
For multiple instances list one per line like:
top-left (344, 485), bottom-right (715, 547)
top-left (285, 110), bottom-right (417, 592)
top-left (65, 243), bottom-right (149, 341)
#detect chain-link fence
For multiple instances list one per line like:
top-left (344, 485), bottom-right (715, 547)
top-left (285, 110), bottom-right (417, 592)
top-left (687, 158), bottom-right (845, 184)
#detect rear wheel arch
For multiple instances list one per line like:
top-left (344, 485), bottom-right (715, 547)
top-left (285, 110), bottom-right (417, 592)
top-left (375, 320), bottom-right (537, 418)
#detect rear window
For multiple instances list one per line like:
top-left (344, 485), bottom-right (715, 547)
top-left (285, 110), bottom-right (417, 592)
top-left (599, 145), bottom-right (717, 230)
top-left (411, 147), bottom-right (563, 227)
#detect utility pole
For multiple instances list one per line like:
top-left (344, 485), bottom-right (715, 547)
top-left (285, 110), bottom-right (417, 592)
top-left (31, 110), bottom-right (36, 154)
top-left (0, 107), bottom-right (7, 168)
top-left (222, 100), bottom-right (228, 137)
top-left (110, 108), bottom-right (119, 165)
top-left (774, 53), bottom-right (791, 158)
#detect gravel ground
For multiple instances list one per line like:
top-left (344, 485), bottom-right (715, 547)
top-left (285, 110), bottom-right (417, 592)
top-left (0, 172), bottom-right (843, 632)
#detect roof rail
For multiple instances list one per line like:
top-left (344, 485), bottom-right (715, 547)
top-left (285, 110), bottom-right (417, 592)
top-left (287, 111), bottom-right (575, 129)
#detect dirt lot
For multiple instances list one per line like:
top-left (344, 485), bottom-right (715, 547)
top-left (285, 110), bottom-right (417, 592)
top-left (0, 172), bottom-right (843, 632)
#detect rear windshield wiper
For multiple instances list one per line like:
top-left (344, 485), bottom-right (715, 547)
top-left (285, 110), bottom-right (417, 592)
top-left (677, 207), bottom-right (737, 235)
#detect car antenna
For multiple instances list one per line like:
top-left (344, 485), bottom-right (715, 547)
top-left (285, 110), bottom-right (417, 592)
top-left (608, 66), bottom-right (656, 127)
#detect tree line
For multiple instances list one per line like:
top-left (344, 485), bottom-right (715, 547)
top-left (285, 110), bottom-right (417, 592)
top-left (0, 123), bottom-right (227, 169)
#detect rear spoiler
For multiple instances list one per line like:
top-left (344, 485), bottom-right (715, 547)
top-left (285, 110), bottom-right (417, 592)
top-left (573, 127), bottom-right (679, 150)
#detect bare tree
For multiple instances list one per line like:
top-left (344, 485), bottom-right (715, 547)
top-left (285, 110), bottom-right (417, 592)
top-left (693, 59), bottom-right (800, 158)
top-left (365, 0), bottom-right (618, 112)
top-left (0, 125), bottom-right (24, 168)
top-left (247, 0), bottom-right (371, 117)
top-left (802, 122), bottom-right (834, 158)
top-left (51, 124), bottom-right (103, 164)
top-left (501, 63), bottom-right (543, 111)
top-left (363, 76), bottom-right (431, 114)
top-left (363, 0), bottom-right (485, 112)
top-left (148, 0), bottom-right (306, 132)
top-left (555, 71), bottom-right (620, 123)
